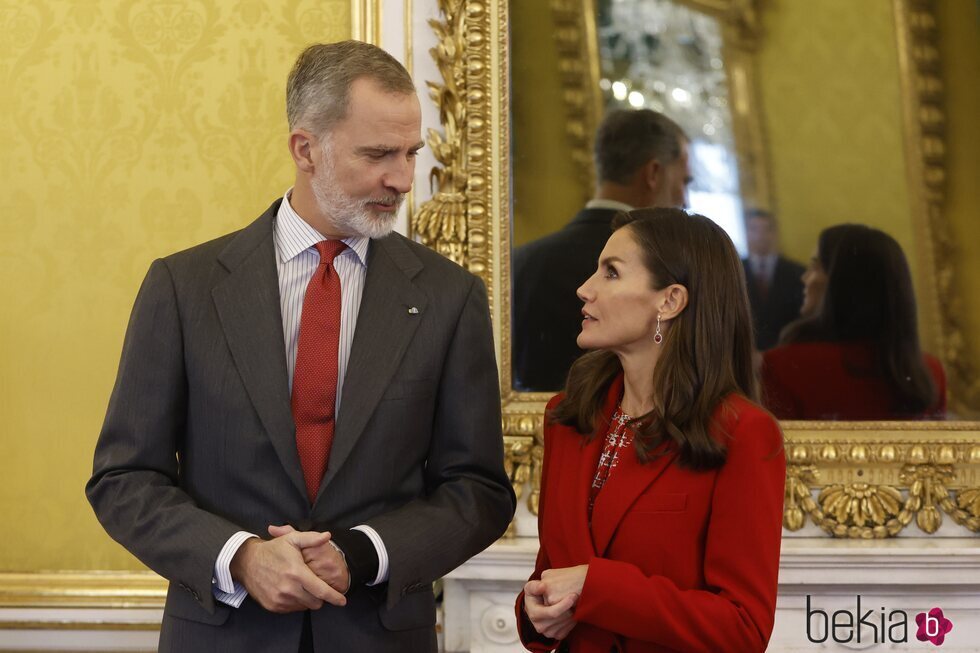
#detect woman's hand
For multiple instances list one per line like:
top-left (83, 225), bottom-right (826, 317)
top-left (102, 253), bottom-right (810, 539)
top-left (540, 564), bottom-right (588, 606)
top-left (523, 579), bottom-right (578, 640)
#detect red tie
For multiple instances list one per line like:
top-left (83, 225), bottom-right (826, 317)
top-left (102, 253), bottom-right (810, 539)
top-left (292, 240), bottom-right (347, 503)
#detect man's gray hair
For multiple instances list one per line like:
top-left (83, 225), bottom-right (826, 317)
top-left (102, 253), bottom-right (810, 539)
top-left (286, 40), bottom-right (415, 135)
top-left (594, 109), bottom-right (688, 185)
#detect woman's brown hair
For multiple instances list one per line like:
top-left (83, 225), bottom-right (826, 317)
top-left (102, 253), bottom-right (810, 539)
top-left (549, 208), bottom-right (759, 471)
top-left (779, 224), bottom-right (937, 414)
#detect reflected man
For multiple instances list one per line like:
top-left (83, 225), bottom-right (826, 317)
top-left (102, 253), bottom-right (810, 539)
top-left (87, 41), bottom-right (515, 653)
top-left (741, 209), bottom-right (805, 350)
top-left (512, 109), bottom-right (690, 391)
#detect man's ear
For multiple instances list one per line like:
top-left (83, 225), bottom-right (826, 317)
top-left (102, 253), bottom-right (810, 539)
top-left (659, 284), bottom-right (689, 321)
top-left (288, 129), bottom-right (317, 173)
top-left (643, 157), bottom-right (663, 192)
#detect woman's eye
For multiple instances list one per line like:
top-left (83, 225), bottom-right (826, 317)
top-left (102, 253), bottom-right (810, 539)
top-left (605, 266), bottom-right (618, 279)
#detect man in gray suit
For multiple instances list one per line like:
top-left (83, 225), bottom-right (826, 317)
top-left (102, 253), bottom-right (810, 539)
top-left (87, 41), bottom-right (515, 652)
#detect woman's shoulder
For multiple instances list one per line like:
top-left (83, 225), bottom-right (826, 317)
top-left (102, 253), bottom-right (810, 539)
top-left (545, 393), bottom-right (565, 412)
top-left (923, 353), bottom-right (945, 379)
top-left (764, 340), bottom-right (843, 362)
top-left (716, 394), bottom-right (784, 453)
top-left (543, 393), bottom-right (576, 440)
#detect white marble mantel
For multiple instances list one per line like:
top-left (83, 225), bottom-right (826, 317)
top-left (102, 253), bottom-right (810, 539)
top-left (442, 537), bottom-right (980, 652)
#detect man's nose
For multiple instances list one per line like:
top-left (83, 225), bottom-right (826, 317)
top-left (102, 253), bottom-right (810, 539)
top-left (384, 158), bottom-right (414, 194)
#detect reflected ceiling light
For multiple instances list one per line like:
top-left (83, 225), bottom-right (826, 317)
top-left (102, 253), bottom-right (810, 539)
top-left (628, 91), bottom-right (645, 107)
top-left (612, 80), bottom-right (628, 100)
top-left (671, 87), bottom-right (692, 103)
top-left (599, 78), bottom-right (612, 90)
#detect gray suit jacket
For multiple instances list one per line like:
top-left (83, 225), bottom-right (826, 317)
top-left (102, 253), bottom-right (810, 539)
top-left (87, 200), bottom-right (515, 652)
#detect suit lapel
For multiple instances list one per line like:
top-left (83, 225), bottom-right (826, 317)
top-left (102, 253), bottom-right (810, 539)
top-left (211, 203), bottom-right (308, 500)
top-left (315, 235), bottom-right (428, 502)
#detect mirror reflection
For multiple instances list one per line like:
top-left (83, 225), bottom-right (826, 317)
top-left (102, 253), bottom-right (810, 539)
top-left (597, 0), bottom-right (746, 246)
top-left (761, 224), bottom-right (946, 420)
top-left (509, 0), bottom-right (962, 420)
top-left (513, 109), bottom-right (691, 391)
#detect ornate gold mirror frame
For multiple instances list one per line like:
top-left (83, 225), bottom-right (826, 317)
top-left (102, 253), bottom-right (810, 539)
top-left (414, 0), bottom-right (980, 538)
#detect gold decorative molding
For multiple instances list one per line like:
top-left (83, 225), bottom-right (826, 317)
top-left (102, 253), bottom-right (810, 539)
top-left (549, 0), bottom-right (603, 203)
top-left (895, 0), bottom-right (979, 416)
top-left (0, 620), bottom-right (159, 631)
top-left (0, 572), bottom-right (165, 609)
top-left (413, 0), bottom-right (494, 282)
top-left (350, 0), bottom-right (381, 45)
top-left (426, 0), bottom-right (980, 539)
top-left (781, 426), bottom-right (980, 537)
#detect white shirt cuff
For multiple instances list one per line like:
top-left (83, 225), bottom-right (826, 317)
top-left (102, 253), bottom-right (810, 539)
top-left (351, 525), bottom-right (389, 585)
top-left (212, 531), bottom-right (257, 608)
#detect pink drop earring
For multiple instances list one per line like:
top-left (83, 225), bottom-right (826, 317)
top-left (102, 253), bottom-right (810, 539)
top-left (654, 313), bottom-right (663, 344)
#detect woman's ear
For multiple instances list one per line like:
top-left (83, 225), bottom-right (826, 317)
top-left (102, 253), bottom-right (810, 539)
top-left (659, 284), bottom-right (689, 321)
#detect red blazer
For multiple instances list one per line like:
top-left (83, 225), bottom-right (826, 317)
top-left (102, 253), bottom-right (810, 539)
top-left (761, 341), bottom-right (946, 420)
top-left (517, 376), bottom-right (786, 653)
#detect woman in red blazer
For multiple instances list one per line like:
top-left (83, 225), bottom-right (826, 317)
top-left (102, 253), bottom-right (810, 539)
top-left (516, 209), bottom-right (786, 653)
top-left (762, 224), bottom-right (945, 420)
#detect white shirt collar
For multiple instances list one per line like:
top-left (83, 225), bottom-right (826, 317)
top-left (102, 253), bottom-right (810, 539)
top-left (274, 189), bottom-right (370, 267)
top-left (584, 198), bottom-right (634, 213)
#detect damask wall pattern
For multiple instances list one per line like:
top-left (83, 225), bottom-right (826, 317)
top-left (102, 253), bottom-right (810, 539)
top-left (756, 0), bottom-right (914, 276)
top-left (0, 0), bottom-right (351, 570)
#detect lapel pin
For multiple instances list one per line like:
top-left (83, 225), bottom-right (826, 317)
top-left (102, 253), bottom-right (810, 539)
top-left (408, 306), bottom-right (419, 315)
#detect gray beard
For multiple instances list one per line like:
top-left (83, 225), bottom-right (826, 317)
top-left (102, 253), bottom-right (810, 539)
top-left (311, 163), bottom-right (403, 240)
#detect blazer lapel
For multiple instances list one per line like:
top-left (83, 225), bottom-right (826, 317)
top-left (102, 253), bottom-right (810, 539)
top-left (211, 203), bottom-right (307, 500)
top-left (315, 235), bottom-right (428, 501)
top-left (590, 442), bottom-right (678, 556)
top-left (565, 375), bottom-right (624, 558)
top-left (570, 428), bottom-right (605, 558)
top-left (586, 373), bottom-right (680, 556)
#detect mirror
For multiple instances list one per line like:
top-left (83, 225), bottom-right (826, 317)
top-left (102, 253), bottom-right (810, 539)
top-left (415, 0), bottom-right (980, 538)
top-left (504, 0), bottom-right (978, 420)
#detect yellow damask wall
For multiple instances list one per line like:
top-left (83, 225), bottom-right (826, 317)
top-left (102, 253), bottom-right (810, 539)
top-left (0, 0), bottom-right (351, 571)
top-left (756, 0), bottom-right (914, 271)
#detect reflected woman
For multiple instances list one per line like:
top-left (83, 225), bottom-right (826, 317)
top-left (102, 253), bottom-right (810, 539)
top-left (762, 224), bottom-right (946, 420)
top-left (516, 208), bottom-right (785, 652)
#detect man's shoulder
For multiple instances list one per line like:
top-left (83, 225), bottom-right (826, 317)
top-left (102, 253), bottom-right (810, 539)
top-left (375, 231), bottom-right (477, 289)
top-left (161, 201), bottom-right (278, 270)
top-left (777, 255), bottom-right (805, 275)
top-left (163, 230), bottom-right (240, 267)
top-left (514, 208), bottom-right (613, 267)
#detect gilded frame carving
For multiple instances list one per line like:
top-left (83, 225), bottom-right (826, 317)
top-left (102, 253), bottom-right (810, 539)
top-left (416, 0), bottom-right (980, 538)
